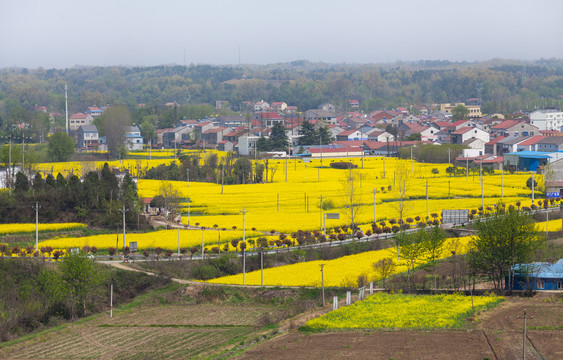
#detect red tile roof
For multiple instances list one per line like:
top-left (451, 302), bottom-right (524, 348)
top-left (338, 129), bottom-right (362, 137)
top-left (485, 136), bottom-right (506, 145)
top-left (307, 146), bottom-right (363, 154)
top-left (452, 120), bottom-right (469, 127)
top-left (452, 126), bottom-right (474, 135)
top-left (492, 120), bottom-right (520, 129)
top-left (70, 113), bottom-right (89, 119)
top-left (518, 135), bottom-right (546, 146)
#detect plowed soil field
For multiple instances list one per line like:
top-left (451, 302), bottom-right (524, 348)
top-left (236, 293), bottom-right (563, 360)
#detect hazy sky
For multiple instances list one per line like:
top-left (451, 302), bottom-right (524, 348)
top-left (1, 0), bottom-right (562, 68)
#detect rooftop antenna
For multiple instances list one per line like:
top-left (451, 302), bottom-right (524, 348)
top-left (65, 84), bottom-right (69, 133)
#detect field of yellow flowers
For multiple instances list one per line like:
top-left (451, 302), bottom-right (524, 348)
top-left (304, 292), bottom-right (503, 330)
top-left (33, 149), bottom-right (220, 178)
top-left (137, 156), bottom-right (536, 234)
top-left (206, 236), bottom-right (472, 287)
top-left (38, 228), bottom-right (262, 252)
top-left (0, 223), bottom-right (86, 234)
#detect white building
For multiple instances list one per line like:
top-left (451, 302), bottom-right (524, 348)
top-left (530, 109), bottom-right (563, 131)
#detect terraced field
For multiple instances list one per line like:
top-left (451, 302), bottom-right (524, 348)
top-left (0, 303), bottom-right (282, 359)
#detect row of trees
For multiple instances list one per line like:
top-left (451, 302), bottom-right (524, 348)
top-left (144, 152), bottom-right (281, 184)
top-left (1, 163), bottom-right (141, 227)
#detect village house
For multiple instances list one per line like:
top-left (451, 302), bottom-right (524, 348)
top-left (450, 127), bottom-right (490, 145)
top-left (126, 125), bottom-right (143, 151)
top-left (69, 113), bottom-right (94, 131)
top-left (529, 109), bottom-right (563, 131)
top-left (77, 125), bottom-right (99, 149)
top-left (303, 109), bottom-right (338, 125)
top-left (490, 120), bottom-right (538, 138)
top-left (335, 129), bottom-right (368, 142)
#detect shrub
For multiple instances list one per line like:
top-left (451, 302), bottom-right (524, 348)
top-left (329, 162), bottom-right (358, 169)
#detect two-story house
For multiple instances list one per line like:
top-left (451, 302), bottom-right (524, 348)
top-left (450, 127), bottom-right (490, 145)
top-left (126, 125), bottom-right (143, 151)
top-left (69, 113), bottom-right (94, 131)
top-left (77, 125), bottom-right (99, 149)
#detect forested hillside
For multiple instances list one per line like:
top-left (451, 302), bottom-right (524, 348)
top-left (0, 59), bottom-right (562, 133)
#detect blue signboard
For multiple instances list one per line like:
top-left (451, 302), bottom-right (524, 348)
top-left (546, 192), bottom-right (560, 198)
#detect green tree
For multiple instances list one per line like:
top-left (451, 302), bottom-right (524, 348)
top-left (298, 120), bottom-right (318, 145)
top-left (269, 122), bottom-right (289, 151)
top-left (451, 104), bottom-right (470, 120)
top-left (140, 120), bottom-right (156, 144)
top-left (59, 251), bottom-right (107, 318)
top-left (47, 131), bottom-right (75, 162)
top-left (15, 171), bottom-right (29, 193)
top-left (255, 136), bottom-right (270, 152)
top-left (406, 133), bottom-right (421, 141)
top-left (468, 206), bottom-right (543, 290)
top-left (318, 125), bottom-right (333, 144)
top-left (422, 225), bottom-right (447, 289)
top-left (233, 158), bottom-right (253, 184)
top-left (395, 229), bottom-right (428, 288)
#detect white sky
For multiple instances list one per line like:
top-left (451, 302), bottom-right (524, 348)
top-left (1, 0), bottom-right (562, 68)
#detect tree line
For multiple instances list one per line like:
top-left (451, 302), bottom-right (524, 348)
top-left (1, 60), bottom-right (562, 143)
top-left (143, 152), bottom-right (284, 184)
top-left (0, 163), bottom-right (143, 228)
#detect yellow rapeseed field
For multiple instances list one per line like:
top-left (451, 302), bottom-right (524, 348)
top-left (304, 292), bottom-right (503, 330)
top-left (38, 228), bottom-right (262, 252)
top-left (137, 157), bottom-right (535, 234)
top-left (206, 236), bottom-right (472, 287)
top-left (0, 223), bottom-right (86, 234)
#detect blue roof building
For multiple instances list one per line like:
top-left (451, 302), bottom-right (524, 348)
top-left (506, 259), bottom-right (563, 290)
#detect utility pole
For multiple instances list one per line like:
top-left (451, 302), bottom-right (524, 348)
top-left (187, 198), bottom-right (191, 227)
top-left (320, 194), bottom-right (323, 234)
top-left (177, 228), bottom-right (180, 255)
top-left (373, 188), bottom-right (377, 224)
top-left (320, 134), bottom-right (323, 167)
top-left (466, 157), bottom-right (469, 182)
top-left (501, 163), bottom-right (504, 198)
top-left (480, 162), bottom-right (484, 211)
top-left (410, 146), bottom-right (413, 173)
top-left (285, 157), bottom-right (288, 182)
top-left (426, 180), bottom-right (429, 221)
top-left (221, 162), bottom-right (224, 194)
top-left (320, 264), bottom-right (325, 307)
top-left (65, 84), bottom-right (69, 133)
top-left (149, 139), bottom-right (152, 160)
top-left (240, 207), bottom-right (248, 284)
top-left (22, 127), bottom-right (25, 173)
top-left (119, 205), bottom-right (128, 251)
top-left (546, 208), bottom-right (549, 239)
top-left (532, 174), bottom-right (535, 203)
top-left (383, 157), bottom-right (386, 179)
top-left (8, 135), bottom-right (11, 195)
top-left (448, 147), bottom-right (451, 167)
top-left (260, 250), bottom-right (264, 287)
top-left (187, 169), bottom-right (190, 187)
top-left (33, 202), bottom-right (40, 253)
top-left (110, 277), bottom-right (113, 318)
top-left (201, 227), bottom-right (205, 259)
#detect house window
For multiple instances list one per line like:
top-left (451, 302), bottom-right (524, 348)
top-left (536, 279), bottom-right (544, 289)
top-left (558, 281), bottom-right (563, 289)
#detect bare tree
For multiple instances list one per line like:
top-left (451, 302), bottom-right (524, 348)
top-left (391, 162), bottom-right (411, 224)
top-left (98, 105), bottom-right (131, 156)
top-left (373, 258), bottom-right (396, 288)
top-left (341, 168), bottom-right (362, 232)
top-left (158, 181), bottom-right (182, 218)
